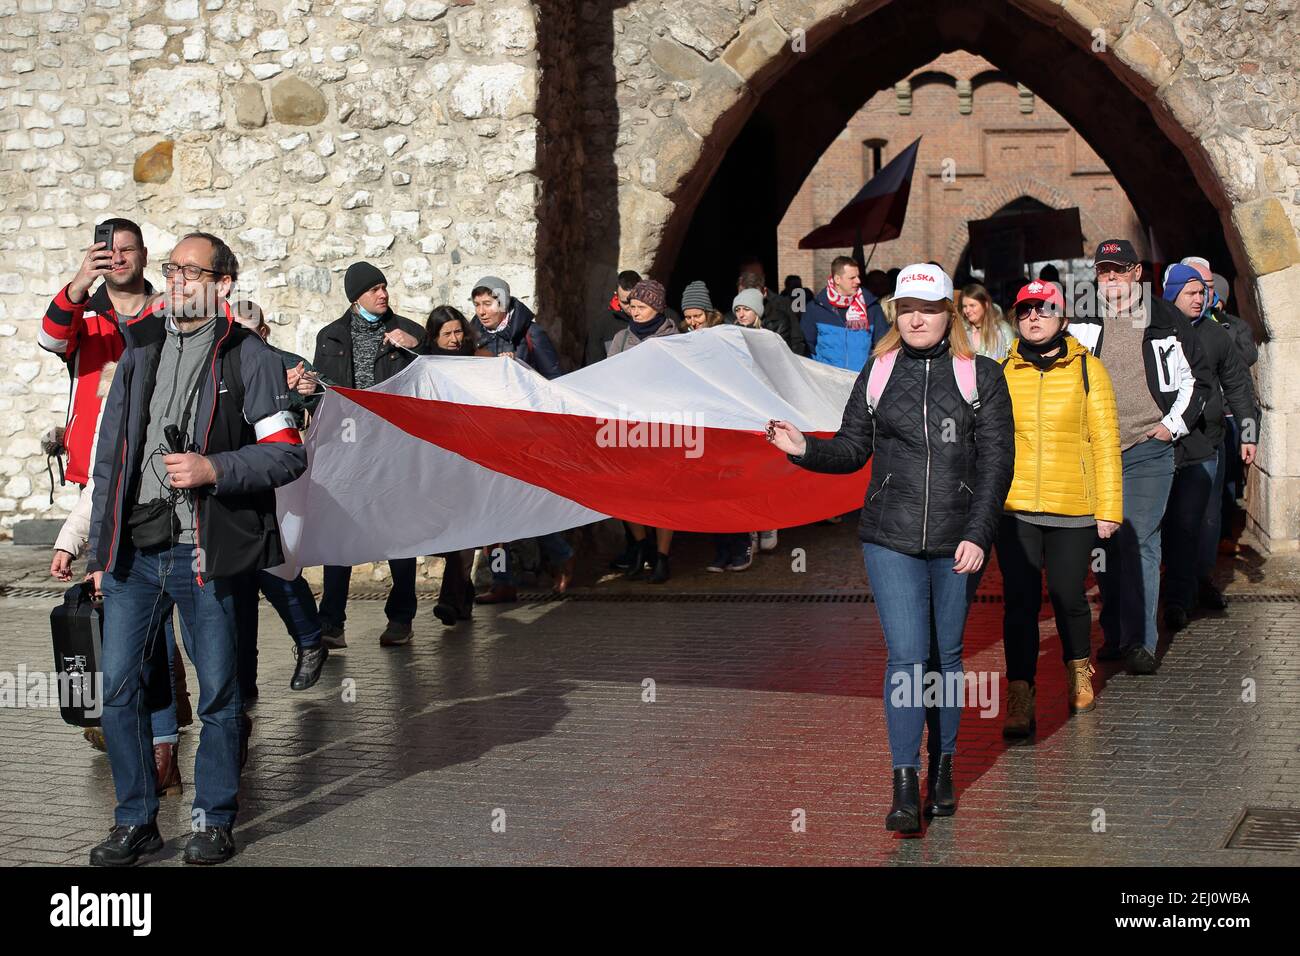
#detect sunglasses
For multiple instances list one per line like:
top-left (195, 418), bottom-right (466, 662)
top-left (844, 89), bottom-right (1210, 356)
top-left (1014, 302), bottom-right (1062, 319)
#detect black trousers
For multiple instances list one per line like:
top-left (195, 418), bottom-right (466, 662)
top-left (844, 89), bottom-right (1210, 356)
top-left (996, 515), bottom-right (1096, 683)
top-left (436, 550), bottom-right (475, 615)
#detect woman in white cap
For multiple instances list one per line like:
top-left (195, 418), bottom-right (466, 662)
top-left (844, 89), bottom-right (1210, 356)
top-left (767, 263), bottom-right (1015, 834)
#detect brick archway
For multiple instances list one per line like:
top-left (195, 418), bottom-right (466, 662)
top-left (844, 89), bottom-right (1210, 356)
top-left (590, 0), bottom-right (1300, 550)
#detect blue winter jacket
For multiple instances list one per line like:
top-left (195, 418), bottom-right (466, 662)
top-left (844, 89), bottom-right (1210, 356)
top-left (800, 288), bottom-right (888, 373)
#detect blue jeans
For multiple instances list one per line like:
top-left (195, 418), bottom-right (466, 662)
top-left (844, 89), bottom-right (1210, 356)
top-left (101, 543), bottom-right (242, 828)
top-left (260, 571), bottom-right (322, 648)
top-left (149, 616), bottom-right (181, 745)
top-left (1165, 451), bottom-right (1219, 610)
top-left (862, 543), bottom-right (982, 769)
top-left (491, 533), bottom-right (574, 586)
top-left (233, 570), bottom-right (323, 698)
top-left (1198, 446), bottom-right (1226, 581)
top-left (320, 558), bottom-right (417, 627)
top-left (712, 532), bottom-right (750, 563)
top-left (1098, 439), bottom-right (1175, 653)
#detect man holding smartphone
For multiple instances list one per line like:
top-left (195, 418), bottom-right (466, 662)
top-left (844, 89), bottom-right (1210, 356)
top-left (40, 218), bottom-right (154, 486)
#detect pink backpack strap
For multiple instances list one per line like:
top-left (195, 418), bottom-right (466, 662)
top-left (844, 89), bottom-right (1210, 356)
top-left (865, 349), bottom-right (897, 414)
top-left (953, 355), bottom-right (980, 409)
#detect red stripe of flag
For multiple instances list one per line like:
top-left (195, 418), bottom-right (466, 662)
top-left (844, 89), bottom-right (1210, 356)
top-left (335, 387), bottom-right (869, 533)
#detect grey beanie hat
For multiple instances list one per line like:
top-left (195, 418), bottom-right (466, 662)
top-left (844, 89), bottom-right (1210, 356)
top-left (471, 275), bottom-right (511, 311)
top-left (732, 288), bottom-right (765, 320)
top-left (681, 280), bottom-right (714, 313)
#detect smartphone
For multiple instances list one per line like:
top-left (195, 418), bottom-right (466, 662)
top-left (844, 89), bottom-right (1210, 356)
top-left (92, 221), bottom-right (114, 251)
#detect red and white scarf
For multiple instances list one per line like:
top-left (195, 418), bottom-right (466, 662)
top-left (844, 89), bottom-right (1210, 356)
top-left (825, 278), bottom-right (871, 330)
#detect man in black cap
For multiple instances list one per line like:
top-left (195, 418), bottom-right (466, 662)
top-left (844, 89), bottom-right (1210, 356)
top-left (1070, 238), bottom-right (1212, 675)
top-left (313, 261), bottom-right (427, 648)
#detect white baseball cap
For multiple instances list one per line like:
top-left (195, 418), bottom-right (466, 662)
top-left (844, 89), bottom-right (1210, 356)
top-left (893, 263), bottom-right (954, 302)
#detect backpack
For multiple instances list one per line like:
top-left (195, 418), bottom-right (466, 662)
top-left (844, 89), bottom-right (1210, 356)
top-left (866, 349), bottom-right (979, 415)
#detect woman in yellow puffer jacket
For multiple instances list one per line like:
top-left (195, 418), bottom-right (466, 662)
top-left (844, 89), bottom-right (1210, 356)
top-left (996, 280), bottom-right (1122, 741)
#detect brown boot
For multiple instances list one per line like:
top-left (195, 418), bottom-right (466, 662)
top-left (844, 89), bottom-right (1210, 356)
top-left (1002, 680), bottom-right (1036, 740)
top-left (475, 584), bottom-right (517, 605)
top-left (155, 742), bottom-right (183, 796)
top-left (1066, 658), bottom-right (1096, 714)
top-left (173, 653), bottom-right (193, 729)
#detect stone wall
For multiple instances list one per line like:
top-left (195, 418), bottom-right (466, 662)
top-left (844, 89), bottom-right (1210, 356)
top-left (2, 0), bottom-right (1300, 551)
top-left (0, 0), bottom-right (542, 535)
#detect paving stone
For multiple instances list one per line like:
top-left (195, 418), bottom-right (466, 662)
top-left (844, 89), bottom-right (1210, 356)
top-left (1, 539), bottom-right (1298, 866)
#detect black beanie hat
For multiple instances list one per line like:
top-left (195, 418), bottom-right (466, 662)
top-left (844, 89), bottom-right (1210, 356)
top-left (344, 261), bottom-right (387, 304)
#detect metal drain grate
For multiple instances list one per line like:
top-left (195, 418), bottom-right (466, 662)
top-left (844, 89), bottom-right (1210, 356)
top-left (6, 583), bottom-right (1300, 606)
top-left (1223, 807), bottom-right (1300, 851)
top-left (0, 585), bottom-right (69, 599)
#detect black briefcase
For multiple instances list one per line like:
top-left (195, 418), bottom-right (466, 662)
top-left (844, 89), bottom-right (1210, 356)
top-left (50, 581), bottom-right (104, 727)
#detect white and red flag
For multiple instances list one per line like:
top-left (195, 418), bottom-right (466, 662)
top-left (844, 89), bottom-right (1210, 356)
top-left (274, 325), bottom-right (868, 570)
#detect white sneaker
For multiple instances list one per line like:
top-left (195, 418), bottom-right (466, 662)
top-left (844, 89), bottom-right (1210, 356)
top-left (759, 530), bottom-right (778, 552)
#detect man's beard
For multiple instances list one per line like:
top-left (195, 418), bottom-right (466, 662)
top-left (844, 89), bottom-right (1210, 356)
top-left (103, 268), bottom-right (143, 291)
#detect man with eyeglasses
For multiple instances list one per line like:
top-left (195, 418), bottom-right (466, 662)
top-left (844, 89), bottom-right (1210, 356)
top-left (1068, 238), bottom-right (1212, 675)
top-left (83, 232), bottom-right (306, 866)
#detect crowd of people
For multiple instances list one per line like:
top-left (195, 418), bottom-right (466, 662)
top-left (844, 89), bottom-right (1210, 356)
top-left (36, 215), bottom-right (1259, 858)
top-left (770, 242), bottom-right (1259, 832)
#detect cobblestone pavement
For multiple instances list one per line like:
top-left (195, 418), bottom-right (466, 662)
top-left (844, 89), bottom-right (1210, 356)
top-left (1, 535), bottom-right (1297, 867)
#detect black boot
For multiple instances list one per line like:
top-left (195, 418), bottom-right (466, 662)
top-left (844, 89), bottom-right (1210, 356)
top-left (885, 767), bottom-right (922, 833)
top-left (290, 644), bottom-right (328, 691)
top-left (623, 538), bottom-right (652, 580)
top-left (1198, 578), bottom-right (1227, 611)
top-left (925, 753), bottom-right (957, 817)
top-left (609, 532), bottom-right (639, 571)
top-left (650, 552), bottom-right (671, 584)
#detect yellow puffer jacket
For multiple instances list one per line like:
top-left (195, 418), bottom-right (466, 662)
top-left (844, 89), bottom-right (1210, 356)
top-left (1002, 336), bottom-right (1123, 522)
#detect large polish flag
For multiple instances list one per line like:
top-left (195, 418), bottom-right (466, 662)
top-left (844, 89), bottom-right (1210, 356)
top-left (274, 324), bottom-right (869, 570)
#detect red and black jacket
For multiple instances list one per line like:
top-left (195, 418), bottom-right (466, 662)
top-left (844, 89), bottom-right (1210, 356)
top-left (40, 281), bottom-right (155, 485)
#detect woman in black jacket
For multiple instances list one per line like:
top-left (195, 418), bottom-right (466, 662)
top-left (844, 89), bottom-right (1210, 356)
top-left (768, 264), bottom-right (1014, 834)
top-left (424, 307), bottom-right (479, 626)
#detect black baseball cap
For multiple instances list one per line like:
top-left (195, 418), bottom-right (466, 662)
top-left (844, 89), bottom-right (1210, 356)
top-left (1092, 238), bottom-right (1138, 266)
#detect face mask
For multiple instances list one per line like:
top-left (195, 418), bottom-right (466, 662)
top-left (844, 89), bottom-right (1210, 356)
top-left (356, 303), bottom-right (383, 324)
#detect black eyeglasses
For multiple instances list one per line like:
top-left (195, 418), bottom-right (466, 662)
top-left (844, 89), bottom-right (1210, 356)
top-left (161, 262), bottom-right (220, 280)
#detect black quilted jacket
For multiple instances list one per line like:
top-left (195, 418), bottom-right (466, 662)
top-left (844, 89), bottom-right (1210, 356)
top-left (791, 341), bottom-right (1015, 556)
